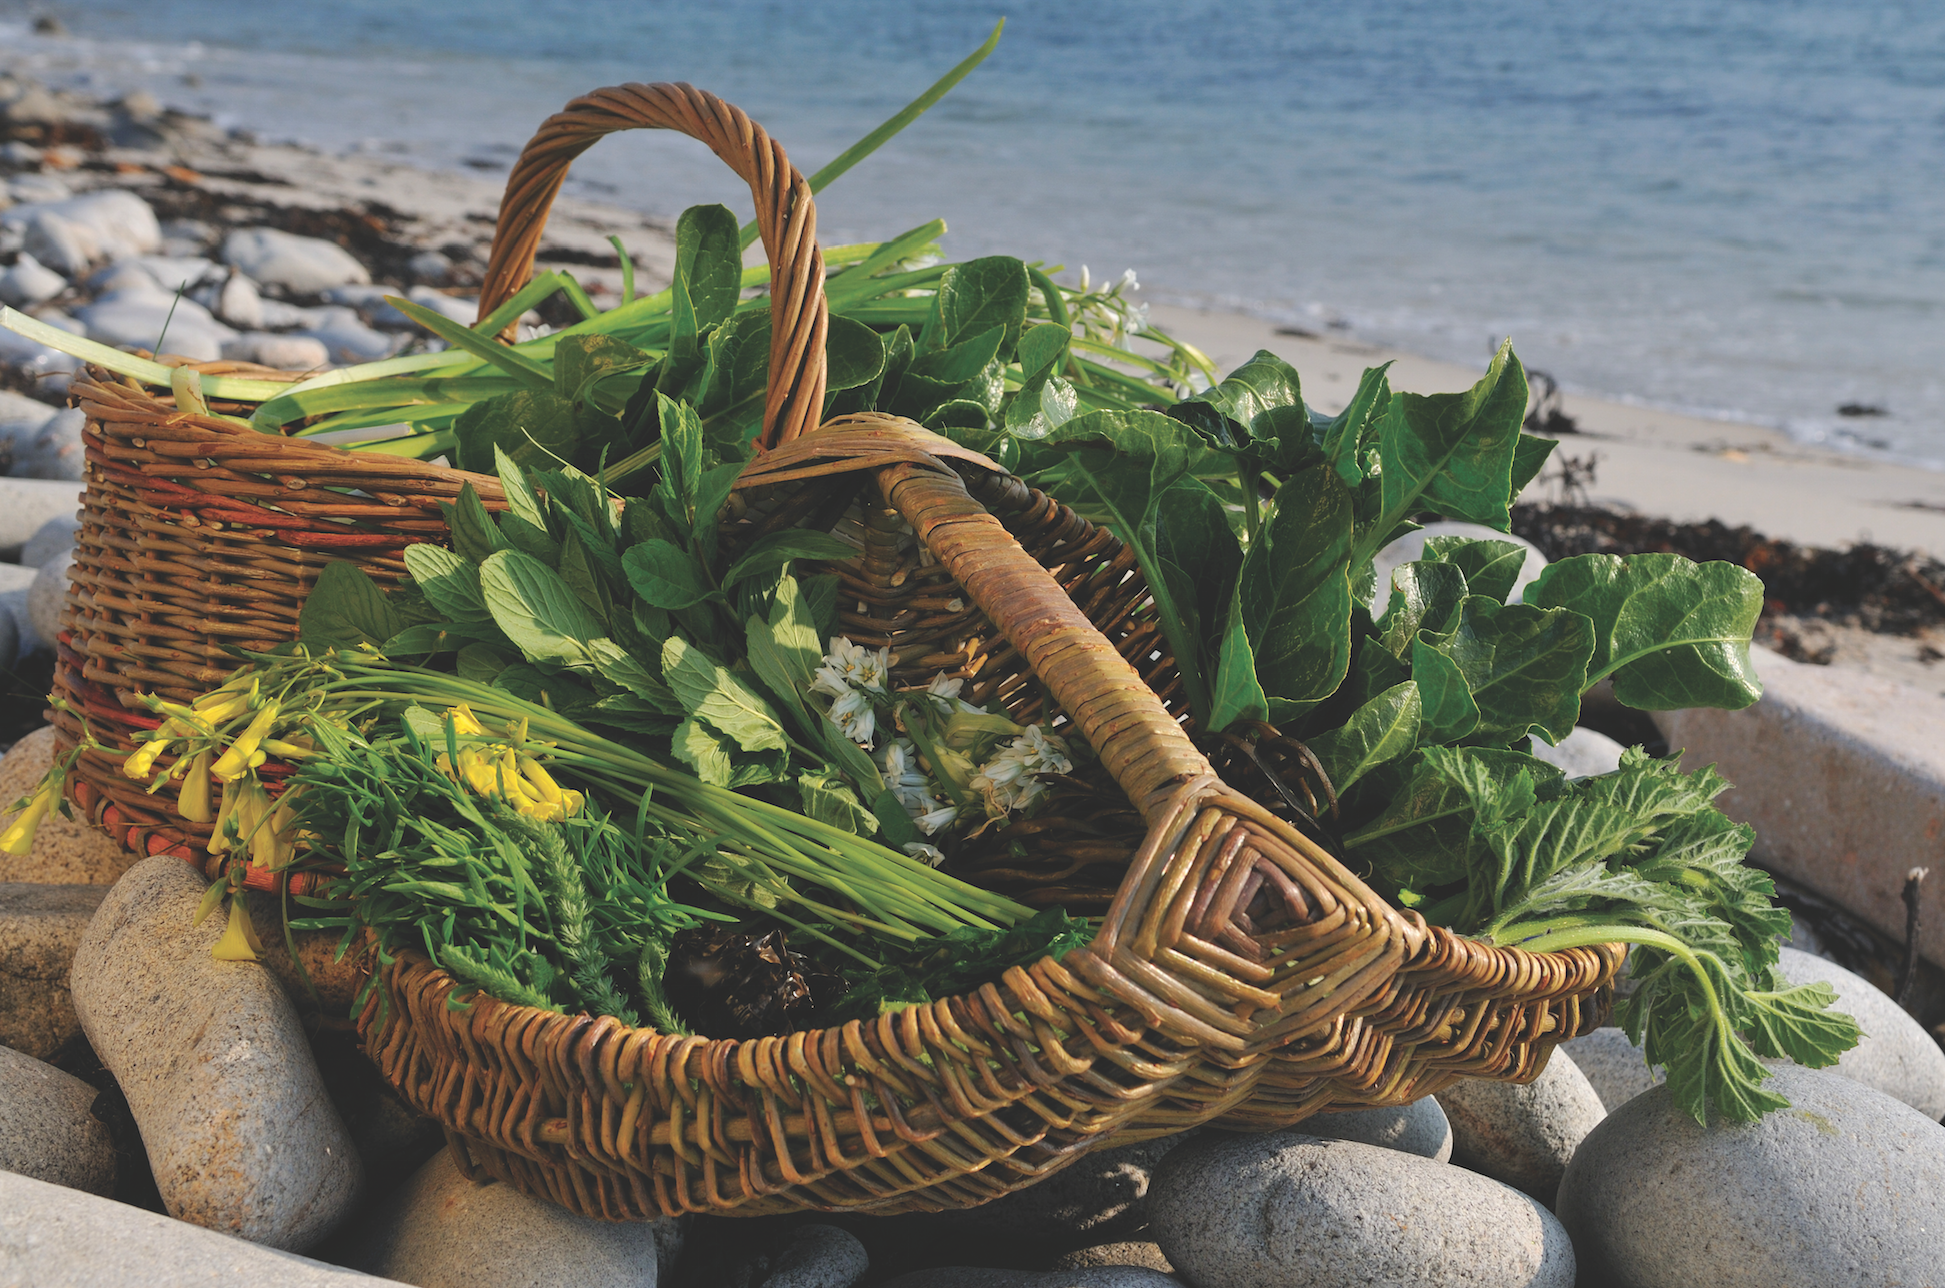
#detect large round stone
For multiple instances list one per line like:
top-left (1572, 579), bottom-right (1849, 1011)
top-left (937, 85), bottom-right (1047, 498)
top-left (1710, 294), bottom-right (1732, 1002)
top-left (1556, 1063), bottom-right (1945, 1287)
top-left (1438, 1050), bottom-right (1607, 1202)
top-left (1776, 944), bottom-right (1945, 1120)
top-left (0, 1042), bottom-right (114, 1194)
top-left (1299, 1095), bottom-right (1453, 1161)
top-left (68, 855), bottom-right (363, 1250)
top-left (1150, 1132), bottom-right (1575, 1288)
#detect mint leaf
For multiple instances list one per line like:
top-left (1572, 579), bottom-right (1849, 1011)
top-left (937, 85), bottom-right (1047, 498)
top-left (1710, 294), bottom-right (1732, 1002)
top-left (478, 549), bottom-right (603, 668)
top-left (722, 530), bottom-right (857, 592)
top-left (660, 636), bottom-right (788, 753)
top-left (623, 539), bottom-right (715, 611)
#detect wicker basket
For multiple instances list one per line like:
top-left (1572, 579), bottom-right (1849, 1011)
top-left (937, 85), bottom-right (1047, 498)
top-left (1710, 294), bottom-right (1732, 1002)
top-left (52, 82), bottom-right (1624, 1219)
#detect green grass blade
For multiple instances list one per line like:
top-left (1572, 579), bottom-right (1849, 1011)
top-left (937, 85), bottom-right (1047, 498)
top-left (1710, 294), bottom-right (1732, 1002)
top-left (386, 296), bottom-right (552, 388)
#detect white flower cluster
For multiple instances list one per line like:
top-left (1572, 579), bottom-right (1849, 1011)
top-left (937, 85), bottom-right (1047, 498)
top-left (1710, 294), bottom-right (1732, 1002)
top-left (971, 724), bottom-right (1074, 814)
top-left (808, 636), bottom-right (1076, 862)
top-left (809, 636), bottom-right (892, 747)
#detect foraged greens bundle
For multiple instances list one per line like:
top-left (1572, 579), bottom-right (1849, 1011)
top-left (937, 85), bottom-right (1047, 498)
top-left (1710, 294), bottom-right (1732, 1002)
top-left (1011, 344), bottom-right (1859, 1122)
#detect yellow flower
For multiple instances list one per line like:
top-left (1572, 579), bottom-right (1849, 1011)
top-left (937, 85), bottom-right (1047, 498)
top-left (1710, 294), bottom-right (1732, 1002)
top-left (122, 723), bottom-right (184, 782)
top-left (206, 777), bottom-right (240, 854)
top-left (0, 775), bottom-right (60, 856)
top-left (176, 751), bottom-right (214, 823)
top-left (447, 704), bottom-right (489, 737)
top-left (211, 702), bottom-right (280, 781)
top-left (210, 896), bottom-right (263, 962)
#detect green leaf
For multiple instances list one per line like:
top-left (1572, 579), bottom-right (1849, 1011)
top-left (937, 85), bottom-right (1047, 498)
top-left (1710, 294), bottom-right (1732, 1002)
top-left (588, 638), bottom-right (681, 714)
top-left (492, 663), bottom-right (596, 713)
top-left (1525, 553), bottom-right (1765, 710)
top-left (1307, 682), bottom-right (1421, 791)
top-left (1360, 341), bottom-right (1527, 566)
top-left (825, 316), bottom-right (887, 393)
top-left (493, 446), bottom-right (547, 531)
top-left (1239, 464), bottom-right (1355, 721)
top-left (673, 204), bottom-right (743, 332)
top-left (1409, 633), bottom-right (1481, 743)
top-left (1036, 409), bottom-right (1218, 718)
top-left (453, 388), bottom-right (620, 475)
top-left (1192, 348), bottom-right (1303, 433)
top-left (1313, 363), bottom-right (1393, 487)
top-left (1413, 597), bottom-right (1595, 745)
top-left (379, 623), bottom-right (470, 656)
top-left (1424, 535), bottom-right (1530, 605)
top-left (799, 769), bottom-right (877, 835)
top-left (554, 334), bottom-right (653, 408)
top-left (404, 543), bottom-right (495, 627)
top-left (672, 716), bottom-right (735, 786)
top-left (1509, 432), bottom-right (1559, 498)
top-left (622, 539), bottom-right (716, 611)
top-left (1375, 561), bottom-right (1468, 659)
top-left (478, 549), bottom-right (604, 668)
top-left (932, 256), bottom-right (1030, 354)
top-left (456, 643), bottom-right (511, 683)
top-left (1206, 585), bottom-right (1269, 733)
top-left (872, 789), bottom-right (919, 848)
top-left (1347, 748), bottom-right (1564, 891)
top-left (694, 309), bottom-right (771, 417)
top-left (442, 484), bottom-right (506, 564)
top-left (722, 530), bottom-right (857, 592)
top-left (299, 560), bottom-right (402, 650)
top-left (661, 636), bottom-right (789, 752)
top-left (744, 576), bottom-right (883, 795)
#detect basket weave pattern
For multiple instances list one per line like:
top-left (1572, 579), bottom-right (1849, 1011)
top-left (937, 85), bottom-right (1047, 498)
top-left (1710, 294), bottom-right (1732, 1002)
top-left (54, 83), bottom-right (1623, 1219)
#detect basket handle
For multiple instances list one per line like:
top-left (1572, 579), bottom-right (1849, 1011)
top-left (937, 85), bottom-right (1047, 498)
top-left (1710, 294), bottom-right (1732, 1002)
top-left (870, 450), bottom-right (1217, 824)
top-left (476, 83), bottom-right (827, 451)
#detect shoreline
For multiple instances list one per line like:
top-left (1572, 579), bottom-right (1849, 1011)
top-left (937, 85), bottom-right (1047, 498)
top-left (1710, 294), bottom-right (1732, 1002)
top-left (3, 67), bottom-right (1943, 560)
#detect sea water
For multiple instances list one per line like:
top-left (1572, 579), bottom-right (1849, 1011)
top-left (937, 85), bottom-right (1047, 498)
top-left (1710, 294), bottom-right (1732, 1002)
top-left (3, 0), bottom-right (1941, 466)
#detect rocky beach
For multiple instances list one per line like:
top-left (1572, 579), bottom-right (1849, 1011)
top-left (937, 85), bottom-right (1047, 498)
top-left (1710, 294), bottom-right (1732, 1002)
top-left (1, 46), bottom-right (1944, 1288)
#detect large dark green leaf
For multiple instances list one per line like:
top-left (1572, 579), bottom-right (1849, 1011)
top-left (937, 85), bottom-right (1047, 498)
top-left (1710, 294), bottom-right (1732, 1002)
top-left (1412, 597), bottom-right (1596, 745)
top-left (674, 204), bottom-right (743, 332)
top-left (554, 334), bottom-right (653, 409)
top-left (930, 256), bottom-right (1030, 353)
top-left (1375, 561), bottom-right (1468, 659)
top-left (1525, 553), bottom-right (1765, 710)
top-left (1363, 342), bottom-right (1527, 563)
top-left (1424, 535), bottom-right (1529, 605)
top-left (1307, 681), bottom-right (1421, 792)
top-left (1035, 410), bottom-right (1217, 717)
top-left (453, 389), bottom-right (621, 475)
top-left (1192, 349), bottom-right (1303, 435)
top-left (825, 316), bottom-right (887, 393)
top-left (1238, 464), bottom-right (1355, 721)
top-left (1313, 363), bottom-right (1392, 487)
top-left (1206, 585), bottom-right (1269, 732)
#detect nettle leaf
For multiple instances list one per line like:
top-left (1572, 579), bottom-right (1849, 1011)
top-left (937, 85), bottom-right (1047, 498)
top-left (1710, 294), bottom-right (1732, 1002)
top-left (1365, 341), bottom-right (1527, 560)
top-left (479, 549), bottom-right (603, 668)
top-left (1313, 362), bottom-right (1393, 487)
top-left (1412, 597), bottom-right (1595, 746)
top-left (1425, 536), bottom-right (1529, 605)
top-left (1239, 464), bottom-right (1354, 721)
top-left (623, 539), bottom-right (715, 611)
top-left (1375, 561), bottom-right (1468, 660)
top-left (1347, 748), bottom-right (1565, 892)
top-left (1525, 553), bottom-right (1764, 710)
top-left (299, 560), bottom-right (402, 650)
top-left (1307, 681), bottom-right (1421, 792)
top-left (723, 530), bottom-right (857, 592)
top-left (931, 256), bottom-right (1030, 353)
top-left (661, 636), bottom-right (789, 752)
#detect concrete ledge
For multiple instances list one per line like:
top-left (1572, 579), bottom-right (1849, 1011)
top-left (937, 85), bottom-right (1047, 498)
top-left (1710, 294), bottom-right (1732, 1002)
top-left (1654, 646), bottom-right (1945, 967)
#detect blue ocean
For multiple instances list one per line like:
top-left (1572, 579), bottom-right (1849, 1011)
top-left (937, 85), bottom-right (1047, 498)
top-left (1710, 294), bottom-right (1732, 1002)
top-left (4, 0), bottom-right (1942, 465)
